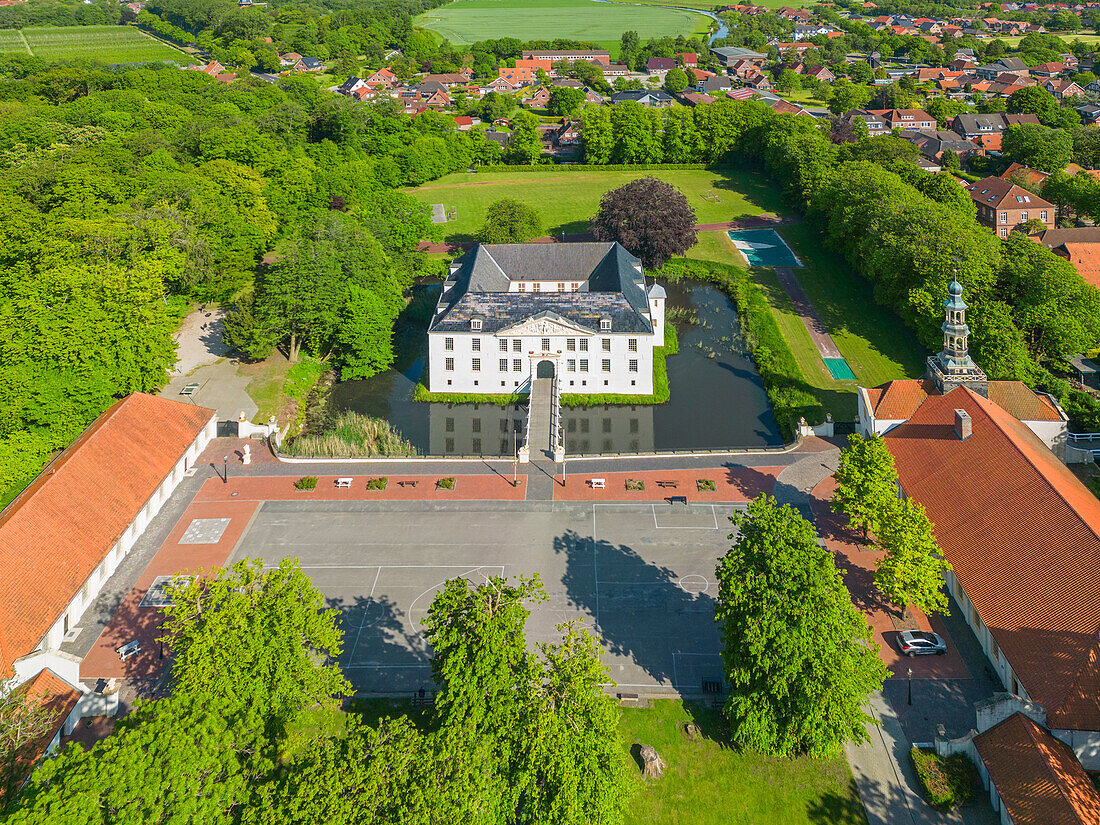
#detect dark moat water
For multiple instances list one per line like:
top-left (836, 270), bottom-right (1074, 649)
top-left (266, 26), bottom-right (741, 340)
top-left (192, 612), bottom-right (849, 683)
top-left (328, 280), bottom-right (781, 455)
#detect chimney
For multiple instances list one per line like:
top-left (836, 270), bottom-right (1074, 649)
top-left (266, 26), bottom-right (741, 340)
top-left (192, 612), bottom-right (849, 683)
top-left (954, 409), bottom-right (972, 441)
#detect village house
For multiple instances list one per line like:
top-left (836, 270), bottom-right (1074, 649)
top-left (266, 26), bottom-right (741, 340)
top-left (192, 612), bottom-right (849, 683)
top-left (646, 57), bottom-right (677, 76)
top-left (364, 67), bottom-right (398, 88)
top-left (1044, 78), bottom-right (1085, 99)
top-left (524, 86), bottom-right (551, 108)
top-left (976, 56), bottom-right (1029, 80)
top-left (967, 176), bottom-right (1056, 236)
top-left (610, 89), bottom-right (674, 107)
top-left (552, 119), bottom-right (581, 146)
top-left (710, 46), bottom-right (768, 68)
top-left (950, 112), bottom-right (1040, 139)
top-left (1031, 226), bottom-right (1100, 288)
top-left (522, 49), bottom-right (610, 66)
top-left (427, 243), bottom-right (666, 396)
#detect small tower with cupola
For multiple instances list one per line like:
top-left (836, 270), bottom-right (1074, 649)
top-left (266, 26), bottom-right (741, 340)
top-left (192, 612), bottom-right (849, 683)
top-left (925, 280), bottom-right (988, 397)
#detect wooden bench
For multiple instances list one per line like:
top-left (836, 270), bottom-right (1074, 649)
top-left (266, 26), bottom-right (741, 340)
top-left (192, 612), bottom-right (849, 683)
top-left (667, 496), bottom-right (688, 506)
top-left (398, 480), bottom-right (418, 488)
top-left (335, 477), bottom-right (353, 489)
top-left (656, 480), bottom-right (678, 489)
top-left (588, 478), bottom-right (605, 489)
top-left (117, 640), bottom-right (141, 661)
top-left (179, 382), bottom-right (199, 396)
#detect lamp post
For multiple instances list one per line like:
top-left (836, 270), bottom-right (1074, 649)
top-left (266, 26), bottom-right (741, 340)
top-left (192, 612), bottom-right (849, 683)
top-left (223, 455), bottom-right (228, 484)
top-left (907, 666), bottom-right (913, 706)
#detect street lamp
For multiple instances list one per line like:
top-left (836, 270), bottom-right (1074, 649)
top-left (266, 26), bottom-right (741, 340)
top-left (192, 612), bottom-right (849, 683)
top-left (907, 666), bottom-right (913, 706)
top-left (223, 455), bottom-right (228, 484)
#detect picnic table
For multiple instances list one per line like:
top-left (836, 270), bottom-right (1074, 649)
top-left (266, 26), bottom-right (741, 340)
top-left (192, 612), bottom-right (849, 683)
top-left (117, 640), bottom-right (141, 661)
top-left (335, 477), bottom-right (353, 489)
top-left (179, 382), bottom-right (200, 396)
top-left (398, 480), bottom-right (418, 488)
top-left (656, 480), bottom-right (678, 489)
top-left (588, 478), bottom-right (605, 489)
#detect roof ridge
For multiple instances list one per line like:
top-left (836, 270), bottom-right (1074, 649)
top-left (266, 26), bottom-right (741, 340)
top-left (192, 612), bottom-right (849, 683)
top-left (964, 388), bottom-right (1100, 547)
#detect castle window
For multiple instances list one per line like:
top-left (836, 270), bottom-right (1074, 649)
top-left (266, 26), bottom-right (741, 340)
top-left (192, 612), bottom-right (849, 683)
top-left (500, 359), bottom-right (508, 371)
top-left (600, 318), bottom-right (611, 331)
top-left (628, 339), bottom-right (637, 352)
top-left (567, 339), bottom-right (575, 351)
top-left (541, 338), bottom-right (550, 350)
top-left (471, 319), bottom-right (482, 331)
top-left (471, 338), bottom-right (480, 351)
top-left (629, 359), bottom-right (638, 372)
top-left (579, 339), bottom-right (588, 352)
top-left (513, 359), bottom-right (522, 371)
top-left (579, 359), bottom-right (588, 372)
top-left (500, 339), bottom-right (508, 351)
top-left (602, 338), bottom-right (611, 352)
top-left (444, 337), bottom-right (453, 351)
top-left (445, 358), bottom-right (454, 371)
top-left (558, 283), bottom-right (566, 292)
top-left (602, 359), bottom-right (611, 372)
top-left (513, 339), bottom-right (521, 352)
top-left (532, 282), bottom-right (541, 292)
top-left (518, 282), bottom-right (526, 292)
top-left (472, 359), bottom-right (480, 372)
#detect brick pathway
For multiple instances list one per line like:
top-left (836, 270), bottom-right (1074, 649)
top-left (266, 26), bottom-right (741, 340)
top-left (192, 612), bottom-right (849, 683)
top-left (195, 472), bottom-right (528, 502)
top-left (553, 466), bottom-right (782, 502)
top-left (810, 476), bottom-right (969, 680)
top-left (773, 266), bottom-right (843, 361)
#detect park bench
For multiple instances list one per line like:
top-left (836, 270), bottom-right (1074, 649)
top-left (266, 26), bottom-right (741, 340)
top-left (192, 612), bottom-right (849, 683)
top-left (656, 480), bottom-right (678, 489)
top-left (588, 478), bottom-right (605, 489)
top-left (335, 477), bottom-right (353, 489)
top-left (179, 382), bottom-right (199, 396)
top-left (117, 640), bottom-right (141, 661)
top-left (667, 496), bottom-right (688, 506)
top-left (398, 480), bottom-right (418, 488)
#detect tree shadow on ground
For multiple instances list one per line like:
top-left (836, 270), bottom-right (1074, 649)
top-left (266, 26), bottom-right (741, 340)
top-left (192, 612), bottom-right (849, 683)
top-left (552, 529), bottom-right (716, 688)
top-left (807, 778), bottom-right (875, 825)
top-left (324, 593), bottom-right (432, 694)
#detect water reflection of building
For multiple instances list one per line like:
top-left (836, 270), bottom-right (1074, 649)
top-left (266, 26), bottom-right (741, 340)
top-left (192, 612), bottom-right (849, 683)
top-left (428, 403), bottom-right (655, 456)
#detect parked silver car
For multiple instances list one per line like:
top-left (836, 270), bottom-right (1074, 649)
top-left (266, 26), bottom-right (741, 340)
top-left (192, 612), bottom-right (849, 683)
top-left (897, 630), bottom-right (947, 656)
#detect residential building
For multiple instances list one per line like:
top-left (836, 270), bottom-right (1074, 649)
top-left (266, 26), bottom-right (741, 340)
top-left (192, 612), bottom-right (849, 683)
top-left (1029, 61), bottom-right (1067, 77)
top-left (646, 57), bottom-right (677, 75)
top-left (1044, 78), bottom-right (1085, 99)
top-left (422, 72), bottom-right (470, 87)
top-left (426, 243), bottom-right (666, 396)
top-left (680, 92), bottom-right (716, 106)
top-left (609, 89), bottom-right (674, 107)
top-left (336, 76), bottom-right (367, 96)
top-left (1077, 102), bottom-right (1100, 123)
top-left (950, 112), bottom-right (1040, 139)
top-left (976, 57), bottom-right (1029, 80)
top-left (552, 119), bottom-right (581, 146)
top-left (700, 75), bottom-right (732, 94)
top-left (1031, 226), bottom-right (1100, 288)
top-left (967, 176), bottom-right (1056, 237)
top-left (675, 52), bottom-right (698, 67)
top-left (865, 108), bottom-right (936, 131)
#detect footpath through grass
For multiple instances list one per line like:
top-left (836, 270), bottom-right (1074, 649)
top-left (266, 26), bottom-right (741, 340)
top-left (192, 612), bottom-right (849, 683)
top-left (408, 166), bottom-right (784, 239)
top-left (620, 699), bottom-right (867, 825)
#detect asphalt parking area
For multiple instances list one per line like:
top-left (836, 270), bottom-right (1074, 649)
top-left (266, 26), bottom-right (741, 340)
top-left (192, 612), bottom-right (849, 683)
top-left (228, 501), bottom-right (744, 695)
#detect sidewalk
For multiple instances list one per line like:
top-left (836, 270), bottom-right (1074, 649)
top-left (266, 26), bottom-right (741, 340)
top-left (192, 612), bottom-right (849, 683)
top-left (847, 693), bottom-right (996, 825)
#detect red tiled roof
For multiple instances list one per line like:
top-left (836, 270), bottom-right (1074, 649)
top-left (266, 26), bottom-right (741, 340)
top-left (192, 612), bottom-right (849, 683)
top-left (885, 388), bottom-right (1100, 729)
top-left (0, 393), bottom-right (214, 676)
top-left (18, 669), bottom-right (82, 765)
top-left (1054, 242), bottom-right (1100, 288)
top-left (968, 176), bottom-right (1054, 209)
top-left (974, 713), bottom-right (1100, 825)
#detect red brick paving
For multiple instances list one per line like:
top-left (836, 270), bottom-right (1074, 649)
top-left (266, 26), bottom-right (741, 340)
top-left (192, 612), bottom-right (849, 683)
top-left (194, 472), bottom-right (528, 503)
top-left (81, 498), bottom-right (260, 682)
top-left (811, 476), bottom-right (970, 680)
top-left (553, 467), bottom-right (782, 502)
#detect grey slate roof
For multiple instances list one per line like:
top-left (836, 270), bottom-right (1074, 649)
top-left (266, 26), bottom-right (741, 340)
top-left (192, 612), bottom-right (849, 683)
top-left (610, 89), bottom-right (673, 105)
top-left (431, 242), bottom-right (652, 334)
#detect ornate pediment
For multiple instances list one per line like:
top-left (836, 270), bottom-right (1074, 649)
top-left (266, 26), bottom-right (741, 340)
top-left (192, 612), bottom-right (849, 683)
top-left (497, 313), bottom-right (593, 338)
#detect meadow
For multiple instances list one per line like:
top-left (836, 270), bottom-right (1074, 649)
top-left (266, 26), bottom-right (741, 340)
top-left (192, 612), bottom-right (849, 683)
top-left (407, 166), bottom-right (785, 238)
top-left (415, 0), bottom-right (710, 52)
top-left (0, 25), bottom-right (192, 64)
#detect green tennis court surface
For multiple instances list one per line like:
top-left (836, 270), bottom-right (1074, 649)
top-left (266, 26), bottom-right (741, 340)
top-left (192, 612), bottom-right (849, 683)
top-left (824, 358), bottom-right (856, 380)
top-left (727, 229), bottom-right (802, 267)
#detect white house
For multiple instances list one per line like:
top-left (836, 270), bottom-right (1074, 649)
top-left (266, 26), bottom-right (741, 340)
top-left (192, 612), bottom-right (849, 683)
top-left (427, 243), bottom-right (665, 396)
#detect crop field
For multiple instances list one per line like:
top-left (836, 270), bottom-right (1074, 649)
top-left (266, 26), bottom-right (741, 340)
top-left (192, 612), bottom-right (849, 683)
top-left (0, 25), bottom-right (192, 64)
top-left (415, 0), bottom-right (709, 52)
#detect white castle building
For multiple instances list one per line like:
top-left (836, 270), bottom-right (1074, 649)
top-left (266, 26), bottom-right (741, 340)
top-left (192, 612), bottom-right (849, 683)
top-left (427, 242), bottom-right (666, 395)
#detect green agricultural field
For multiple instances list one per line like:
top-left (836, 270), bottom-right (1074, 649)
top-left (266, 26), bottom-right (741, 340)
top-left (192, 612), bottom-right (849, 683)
top-left (0, 25), bottom-right (193, 64)
top-left (408, 166), bottom-right (785, 239)
top-left (416, 0), bottom-right (710, 53)
top-left (620, 699), bottom-right (867, 825)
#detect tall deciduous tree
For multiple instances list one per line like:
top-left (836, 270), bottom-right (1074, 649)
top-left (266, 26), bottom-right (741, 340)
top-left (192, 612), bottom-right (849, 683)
top-left (547, 86), bottom-right (585, 117)
top-left (505, 111), bottom-right (543, 164)
top-left (590, 177), bottom-right (697, 269)
top-left (0, 687), bottom-right (56, 813)
top-left (831, 433), bottom-right (900, 539)
top-left (875, 500), bottom-right (951, 616)
top-left (715, 495), bottom-right (889, 758)
top-left (477, 198), bottom-right (544, 244)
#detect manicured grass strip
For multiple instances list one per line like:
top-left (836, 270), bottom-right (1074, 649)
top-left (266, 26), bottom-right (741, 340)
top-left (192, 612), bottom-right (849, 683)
top-left (406, 167), bottom-right (783, 240)
top-left (620, 699), bottom-right (867, 825)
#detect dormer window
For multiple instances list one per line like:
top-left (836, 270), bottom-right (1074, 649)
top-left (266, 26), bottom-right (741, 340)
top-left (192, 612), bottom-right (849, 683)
top-left (471, 318), bottom-right (483, 331)
top-left (600, 317), bottom-right (612, 331)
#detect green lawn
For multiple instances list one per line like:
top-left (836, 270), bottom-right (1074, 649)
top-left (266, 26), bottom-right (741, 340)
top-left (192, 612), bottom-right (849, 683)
top-left (684, 227), bottom-right (924, 421)
top-left (0, 25), bottom-right (194, 64)
top-left (620, 699), bottom-right (866, 825)
top-left (408, 167), bottom-right (785, 240)
top-left (415, 0), bottom-right (708, 53)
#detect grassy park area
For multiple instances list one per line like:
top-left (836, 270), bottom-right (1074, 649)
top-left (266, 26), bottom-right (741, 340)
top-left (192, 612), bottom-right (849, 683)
top-left (415, 0), bottom-right (708, 53)
top-left (407, 166), bottom-right (784, 239)
top-left (619, 699), bottom-right (865, 825)
top-left (0, 25), bottom-right (192, 63)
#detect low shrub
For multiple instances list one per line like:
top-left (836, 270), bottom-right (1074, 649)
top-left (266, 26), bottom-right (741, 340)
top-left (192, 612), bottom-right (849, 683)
top-left (366, 477), bottom-right (387, 490)
top-left (910, 747), bottom-right (976, 808)
top-left (283, 411), bottom-right (416, 458)
top-left (436, 477), bottom-right (456, 490)
top-left (697, 478), bottom-right (716, 491)
top-left (294, 476), bottom-right (318, 490)
top-left (625, 478), bottom-right (644, 491)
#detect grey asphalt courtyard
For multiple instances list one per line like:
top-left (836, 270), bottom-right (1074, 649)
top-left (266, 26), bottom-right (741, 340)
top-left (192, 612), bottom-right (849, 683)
top-left (227, 500), bottom-right (744, 695)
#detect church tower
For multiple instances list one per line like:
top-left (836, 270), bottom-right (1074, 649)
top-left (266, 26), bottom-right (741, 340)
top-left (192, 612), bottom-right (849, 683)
top-left (925, 280), bottom-right (988, 397)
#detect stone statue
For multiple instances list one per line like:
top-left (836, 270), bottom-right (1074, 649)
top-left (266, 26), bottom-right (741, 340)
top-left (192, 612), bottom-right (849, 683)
top-left (242, 444), bottom-right (251, 465)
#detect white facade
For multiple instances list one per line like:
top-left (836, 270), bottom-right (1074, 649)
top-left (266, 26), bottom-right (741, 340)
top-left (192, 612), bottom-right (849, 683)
top-left (427, 243), bottom-right (665, 397)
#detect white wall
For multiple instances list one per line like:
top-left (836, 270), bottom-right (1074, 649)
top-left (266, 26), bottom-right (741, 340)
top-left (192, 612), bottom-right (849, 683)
top-left (429, 331), bottom-right (655, 395)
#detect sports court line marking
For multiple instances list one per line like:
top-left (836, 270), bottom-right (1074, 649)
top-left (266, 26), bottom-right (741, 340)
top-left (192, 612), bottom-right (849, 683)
top-left (592, 507), bottom-right (600, 633)
top-left (711, 504), bottom-right (719, 530)
top-left (343, 565), bottom-right (384, 667)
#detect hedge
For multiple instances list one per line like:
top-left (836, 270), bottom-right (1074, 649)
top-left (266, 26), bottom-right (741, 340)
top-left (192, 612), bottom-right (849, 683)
top-left (910, 747), bottom-right (977, 808)
top-left (660, 257), bottom-right (823, 440)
